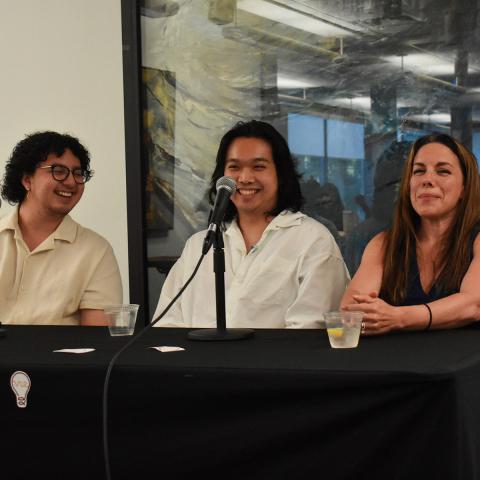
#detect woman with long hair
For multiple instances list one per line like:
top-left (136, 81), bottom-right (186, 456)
top-left (341, 133), bottom-right (480, 334)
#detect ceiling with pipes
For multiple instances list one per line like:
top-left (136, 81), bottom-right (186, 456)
top-left (141, 0), bottom-right (480, 141)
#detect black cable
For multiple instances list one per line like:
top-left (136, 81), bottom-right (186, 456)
top-left (103, 252), bottom-right (205, 480)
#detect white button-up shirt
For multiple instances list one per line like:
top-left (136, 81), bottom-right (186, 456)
top-left (153, 211), bottom-right (350, 329)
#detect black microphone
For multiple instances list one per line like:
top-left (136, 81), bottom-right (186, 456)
top-left (202, 176), bottom-right (236, 254)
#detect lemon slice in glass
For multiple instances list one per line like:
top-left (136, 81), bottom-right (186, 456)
top-left (327, 328), bottom-right (344, 338)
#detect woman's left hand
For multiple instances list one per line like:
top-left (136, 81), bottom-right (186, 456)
top-left (343, 292), bottom-right (402, 335)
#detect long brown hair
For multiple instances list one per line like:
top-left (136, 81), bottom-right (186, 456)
top-left (380, 134), bottom-right (480, 304)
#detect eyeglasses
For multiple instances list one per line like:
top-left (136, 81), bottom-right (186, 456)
top-left (39, 164), bottom-right (93, 184)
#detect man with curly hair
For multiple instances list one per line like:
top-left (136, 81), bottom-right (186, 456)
top-left (0, 131), bottom-right (122, 325)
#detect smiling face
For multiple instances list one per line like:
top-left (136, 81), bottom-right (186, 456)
top-left (224, 137), bottom-right (278, 219)
top-left (21, 148), bottom-right (85, 218)
top-left (409, 142), bottom-right (465, 222)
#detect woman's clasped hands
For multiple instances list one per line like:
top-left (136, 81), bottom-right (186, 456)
top-left (343, 292), bottom-right (403, 335)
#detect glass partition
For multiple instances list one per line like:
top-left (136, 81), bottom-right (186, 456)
top-left (139, 0), bottom-right (480, 318)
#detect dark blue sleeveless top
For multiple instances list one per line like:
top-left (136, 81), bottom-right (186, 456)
top-left (400, 256), bottom-right (454, 306)
top-left (400, 228), bottom-right (479, 307)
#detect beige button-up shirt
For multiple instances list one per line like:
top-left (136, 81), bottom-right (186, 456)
top-left (0, 208), bottom-right (122, 325)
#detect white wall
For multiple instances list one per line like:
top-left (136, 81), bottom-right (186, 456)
top-left (0, 0), bottom-right (129, 299)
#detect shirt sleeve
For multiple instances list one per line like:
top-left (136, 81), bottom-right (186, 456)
top-left (152, 252), bottom-right (186, 327)
top-left (284, 236), bottom-right (350, 329)
top-left (79, 244), bottom-right (123, 310)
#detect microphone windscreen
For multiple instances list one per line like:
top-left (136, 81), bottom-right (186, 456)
top-left (216, 176), bottom-right (236, 194)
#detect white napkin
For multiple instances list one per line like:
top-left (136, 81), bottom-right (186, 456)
top-left (53, 348), bottom-right (95, 354)
top-left (150, 346), bottom-right (185, 353)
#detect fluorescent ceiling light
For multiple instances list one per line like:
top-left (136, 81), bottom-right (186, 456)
top-left (324, 96), bottom-right (371, 111)
top-left (277, 74), bottom-right (329, 89)
top-left (238, 0), bottom-right (352, 37)
top-left (408, 113), bottom-right (451, 124)
top-left (383, 53), bottom-right (460, 76)
top-left (397, 99), bottom-right (423, 108)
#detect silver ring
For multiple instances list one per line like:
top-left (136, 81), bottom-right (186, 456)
top-left (361, 321), bottom-right (366, 333)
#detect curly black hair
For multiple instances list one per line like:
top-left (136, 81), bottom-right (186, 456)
top-left (1, 131), bottom-right (91, 205)
top-left (208, 120), bottom-right (304, 222)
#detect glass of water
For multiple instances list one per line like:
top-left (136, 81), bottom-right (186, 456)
top-left (324, 311), bottom-right (363, 348)
top-left (104, 304), bottom-right (139, 336)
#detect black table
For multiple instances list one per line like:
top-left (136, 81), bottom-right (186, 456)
top-left (1, 325), bottom-right (480, 480)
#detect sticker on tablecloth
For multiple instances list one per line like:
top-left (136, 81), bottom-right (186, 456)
top-left (10, 371), bottom-right (31, 408)
top-left (53, 348), bottom-right (95, 354)
top-left (150, 346), bottom-right (185, 352)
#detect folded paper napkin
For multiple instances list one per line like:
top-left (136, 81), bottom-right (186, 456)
top-left (53, 348), bottom-right (95, 354)
top-left (150, 346), bottom-right (185, 353)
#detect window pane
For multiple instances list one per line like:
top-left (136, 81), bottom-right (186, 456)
top-left (288, 113), bottom-right (325, 156)
top-left (327, 119), bottom-right (364, 160)
top-left (140, 0), bottom-right (480, 316)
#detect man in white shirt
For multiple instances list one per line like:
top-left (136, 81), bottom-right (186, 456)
top-left (153, 120), bottom-right (349, 328)
top-left (0, 131), bottom-right (122, 325)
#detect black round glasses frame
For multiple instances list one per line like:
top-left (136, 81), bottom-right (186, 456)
top-left (39, 164), bottom-right (94, 184)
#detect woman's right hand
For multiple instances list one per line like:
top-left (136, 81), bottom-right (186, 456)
top-left (343, 292), bottom-right (403, 335)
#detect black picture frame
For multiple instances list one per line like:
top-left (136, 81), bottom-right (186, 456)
top-left (121, 0), bottom-right (150, 325)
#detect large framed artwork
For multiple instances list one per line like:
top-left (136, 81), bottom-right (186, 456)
top-left (142, 67), bottom-right (176, 237)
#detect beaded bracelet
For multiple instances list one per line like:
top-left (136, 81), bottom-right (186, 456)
top-left (424, 303), bottom-right (432, 331)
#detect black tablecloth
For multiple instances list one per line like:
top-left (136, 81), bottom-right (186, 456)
top-left (1, 325), bottom-right (480, 479)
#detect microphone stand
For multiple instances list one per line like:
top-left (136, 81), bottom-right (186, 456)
top-left (188, 228), bottom-right (254, 341)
